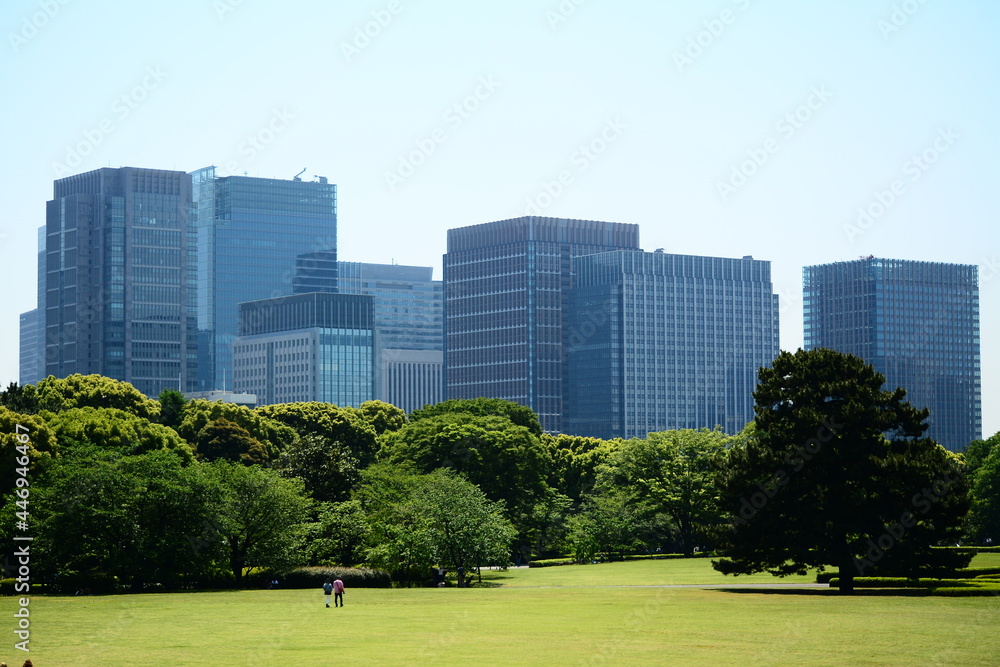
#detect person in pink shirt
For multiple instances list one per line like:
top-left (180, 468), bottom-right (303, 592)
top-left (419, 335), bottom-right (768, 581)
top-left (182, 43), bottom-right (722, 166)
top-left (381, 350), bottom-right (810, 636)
top-left (333, 577), bottom-right (345, 607)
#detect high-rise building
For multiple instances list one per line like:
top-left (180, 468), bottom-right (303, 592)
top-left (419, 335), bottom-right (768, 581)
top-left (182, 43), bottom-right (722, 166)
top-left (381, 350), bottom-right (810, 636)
top-left (44, 167), bottom-right (198, 396)
top-left (803, 257), bottom-right (981, 451)
top-left (19, 228), bottom-right (46, 386)
top-left (192, 166), bottom-right (337, 393)
top-left (444, 216), bottom-right (640, 432)
top-left (233, 292), bottom-right (375, 407)
top-left (19, 309), bottom-right (42, 386)
top-left (338, 262), bottom-right (444, 413)
top-left (564, 250), bottom-right (780, 439)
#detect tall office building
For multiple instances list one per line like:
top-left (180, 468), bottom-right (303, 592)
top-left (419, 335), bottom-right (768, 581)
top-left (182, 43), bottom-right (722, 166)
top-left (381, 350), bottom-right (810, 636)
top-left (444, 216), bottom-right (640, 432)
top-left (233, 292), bottom-right (374, 407)
top-left (19, 228), bottom-right (46, 386)
top-left (192, 166), bottom-right (337, 392)
top-left (339, 262), bottom-right (444, 413)
top-left (564, 250), bottom-right (780, 439)
top-left (803, 257), bottom-right (981, 451)
top-left (44, 167), bottom-right (198, 396)
top-left (19, 310), bottom-right (42, 386)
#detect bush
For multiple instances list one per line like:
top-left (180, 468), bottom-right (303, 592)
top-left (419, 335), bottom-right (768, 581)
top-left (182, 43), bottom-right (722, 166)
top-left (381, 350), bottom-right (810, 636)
top-left (931, 585), bottom-right (1000, 597)
top-left (528, 558), bottom-right (576, 568)
top-left (829, 577), bottom-right (988, 589)
top-left (275, 566), bottom-right (391, 589)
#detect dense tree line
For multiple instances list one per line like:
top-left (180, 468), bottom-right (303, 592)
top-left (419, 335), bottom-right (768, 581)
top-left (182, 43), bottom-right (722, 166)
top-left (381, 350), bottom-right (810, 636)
top-left (0, 355), bottom-right (996, 593)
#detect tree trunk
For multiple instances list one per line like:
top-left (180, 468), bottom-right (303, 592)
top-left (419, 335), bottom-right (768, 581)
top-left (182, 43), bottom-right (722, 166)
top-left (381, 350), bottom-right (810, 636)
top-left (838, 550), bottom-right (855, 595)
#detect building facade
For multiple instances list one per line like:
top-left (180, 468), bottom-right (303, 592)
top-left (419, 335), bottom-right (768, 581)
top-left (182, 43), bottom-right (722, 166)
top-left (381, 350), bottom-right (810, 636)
top-left (444, 216), bottom-right (640, 432)
top-left (564, 250), bottom-right (780, 439)
top-left (20, 227), bottom-right (46, 385)
top-left (192, 167), bottom-right (337, 393)
top-left (44, 167), bottom-right (198, 396)
top-left (233, 292), bottom-right (374, 407)
top-left (338, 261), bottom-right (444, 412)
top-left (18, 309), bottom-right (42, 386)
top-left (803, 257), bottom-right (981, 451)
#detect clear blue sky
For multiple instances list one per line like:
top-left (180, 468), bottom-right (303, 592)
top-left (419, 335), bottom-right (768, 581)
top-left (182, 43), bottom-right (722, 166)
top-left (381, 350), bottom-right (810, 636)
top-left (2, 0), bottom-right (997, 437)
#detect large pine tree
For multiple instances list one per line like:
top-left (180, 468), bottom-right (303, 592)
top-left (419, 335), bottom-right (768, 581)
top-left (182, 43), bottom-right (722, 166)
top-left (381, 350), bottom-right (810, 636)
top-left (714, 348), bottom-right (970, 593)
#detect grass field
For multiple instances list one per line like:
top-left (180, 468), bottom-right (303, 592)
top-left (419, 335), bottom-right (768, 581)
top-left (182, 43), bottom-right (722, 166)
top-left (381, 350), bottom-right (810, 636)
top-left (3, 555), bottom-right (999, 666)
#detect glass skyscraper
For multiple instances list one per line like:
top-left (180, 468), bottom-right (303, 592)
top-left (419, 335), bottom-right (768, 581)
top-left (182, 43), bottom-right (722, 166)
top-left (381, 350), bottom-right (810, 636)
top-left (803, 257), bottom-right (981, 451)
top-left (233, 292), bottom-right (374, 407)
top-left (339, 262), bottom-right (444, 412)
top-left (44, 167), bottom-right (198, 396)
top-left (444, 216), bottom-right (640, 432)
top-left (192, 166), bottom-right (337, 392)
top-left (564, 250), bottom-right (780, 439)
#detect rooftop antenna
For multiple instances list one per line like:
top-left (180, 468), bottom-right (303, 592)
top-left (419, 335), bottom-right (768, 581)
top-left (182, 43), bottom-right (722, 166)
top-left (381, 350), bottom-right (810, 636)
top-left (293, 167), bottom-right (306, 181)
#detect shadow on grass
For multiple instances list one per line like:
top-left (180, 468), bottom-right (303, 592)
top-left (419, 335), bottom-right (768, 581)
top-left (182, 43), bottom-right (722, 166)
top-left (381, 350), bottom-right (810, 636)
top-left (716, 587), bottom-right (934, 597)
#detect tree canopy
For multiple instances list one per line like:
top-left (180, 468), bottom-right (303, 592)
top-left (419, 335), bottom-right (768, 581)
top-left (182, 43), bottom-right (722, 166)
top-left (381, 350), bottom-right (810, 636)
top-left (35, 374), bottom-right (161, 421)
top-left (378, 412), bottom-right (551, 528)
top-left (409, 398), bottom-right (543, 436)
top-left (256, 401), bottom-right (378, 465)
top-left (714, 348), bottom-right (971, 593)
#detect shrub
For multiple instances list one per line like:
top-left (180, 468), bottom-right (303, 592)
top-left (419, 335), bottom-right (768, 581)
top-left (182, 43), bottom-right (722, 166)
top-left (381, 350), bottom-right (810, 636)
top-left (528, 558), bottom-right (576, 568)
top-left (931, 585), bottom-right (1000, 597)
top-left (275, 566), bottom-right (391, 589)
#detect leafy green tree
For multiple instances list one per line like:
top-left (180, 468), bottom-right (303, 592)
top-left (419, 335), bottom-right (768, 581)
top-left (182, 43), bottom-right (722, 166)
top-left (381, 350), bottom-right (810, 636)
top-left (602, 429), bottom-right (729, 555)
top-left (44, 407), bottom-right (193, 462)
top-left (205, 460), bottom-right (312, 586)
top-left (355, 400), bottom-right (407, 436)
top-left (194, 417), bottom-right (269, 464)
top-left (378, 412), bottom-right (551, 532)
top-left (158, 388), bottom-right (187, 428)
top-left (418, 469), bottom-right (515, 586)
top-left (714, 349), bottom-right (971, 594)
top-left (256, 402), bottom-right (377, 465)
top-left (964, 432), bottom-right (999, 478)
top-left (35, 374), bottom-right (161, 420)
top-left (0, 407), bottom-right (58, 494)
top-left (354, 463), bottom-right (435, 581)
top-left (568, 489), bottom-right (645, 561)
top-left (0, 382), bottom-right (39, 414)
top-left (355, 464), bottom-right (514, 584)
top-left (542, 433), bottom-right (615, 505)
top-left (522, 489), bottom-right (573, 558)
top-left (273, 433), bottom-right (360, 502)
top-left (300, 499), bottom-right (369, 566)
top-left (177, 399), bottom-right (296, 460)
top-left (33, 448), bottom-right (219, 591)
top-left (967, 432), bottom-right (1000, 544)
top-left (409, 398), bottom-right (543, 436)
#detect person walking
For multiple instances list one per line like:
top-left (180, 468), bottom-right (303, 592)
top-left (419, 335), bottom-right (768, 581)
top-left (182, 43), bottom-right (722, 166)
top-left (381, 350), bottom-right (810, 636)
top-left (333, 577), bottom-right (345, 607)
top-left (322, 579), bottom-right (334, 608)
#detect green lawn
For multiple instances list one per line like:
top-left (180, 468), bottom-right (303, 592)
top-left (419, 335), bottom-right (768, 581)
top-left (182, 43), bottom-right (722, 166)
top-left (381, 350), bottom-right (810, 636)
top-left (3, 556), bottom-right (999, 666)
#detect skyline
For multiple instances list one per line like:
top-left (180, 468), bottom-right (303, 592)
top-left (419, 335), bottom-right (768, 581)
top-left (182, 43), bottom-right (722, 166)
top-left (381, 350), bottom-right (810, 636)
top-left (3, 1), bottom-right (997, 437)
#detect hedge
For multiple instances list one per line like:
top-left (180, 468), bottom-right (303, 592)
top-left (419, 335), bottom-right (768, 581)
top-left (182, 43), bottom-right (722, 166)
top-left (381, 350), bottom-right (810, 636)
top-left (273, 566), bottom-right (391, 589)
top-left (528, 558), bottom-right (576, 568)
